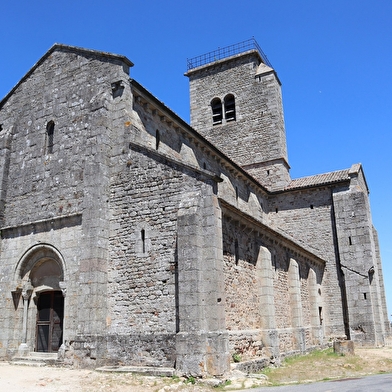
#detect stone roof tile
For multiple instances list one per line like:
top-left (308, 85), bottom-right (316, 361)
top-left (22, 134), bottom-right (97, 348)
top-left (285, 169), bottom-right (350, 190)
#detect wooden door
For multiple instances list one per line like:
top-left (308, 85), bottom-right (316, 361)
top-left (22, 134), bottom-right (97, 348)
top-left (36, 291), bottom-right (64, 352)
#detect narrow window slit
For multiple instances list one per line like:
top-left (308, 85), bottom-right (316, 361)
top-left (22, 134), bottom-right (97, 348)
top-left (318, 307), bottom-right (323, 325)
top-left (141, 229), bottom-right (146, 253)
top-left (46, 121), bottom-right (55, 154)
top-left (234, 240), bottom-right (239, 265)
top-left (155, 130), bottom-right (160, 150)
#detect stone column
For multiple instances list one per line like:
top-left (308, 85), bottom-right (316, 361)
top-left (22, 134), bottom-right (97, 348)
top-left (58, 281), bottom-right (67, 360)
top-left (18, 280), bottom-right (33, 356)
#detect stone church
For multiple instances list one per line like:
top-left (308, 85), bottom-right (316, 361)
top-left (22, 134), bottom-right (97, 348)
top-left (0, 39), bottom-right (389, 376)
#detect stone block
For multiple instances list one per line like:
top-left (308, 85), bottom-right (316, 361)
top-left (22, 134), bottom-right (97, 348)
top-left (333, 340), bottom-right (355, 355)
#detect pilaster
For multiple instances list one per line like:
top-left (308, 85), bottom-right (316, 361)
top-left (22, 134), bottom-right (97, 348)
top-left (175, 187), bottom-right (229, 376)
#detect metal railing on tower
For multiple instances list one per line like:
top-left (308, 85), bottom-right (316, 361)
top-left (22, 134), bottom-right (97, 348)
top-left (186, 38), bottom-right (273, 71)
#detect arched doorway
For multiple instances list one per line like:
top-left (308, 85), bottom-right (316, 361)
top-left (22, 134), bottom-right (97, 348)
top-left (14, 244), bottom-right (66, 355)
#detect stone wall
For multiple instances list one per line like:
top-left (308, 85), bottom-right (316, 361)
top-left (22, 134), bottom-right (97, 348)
top-left (372, 227), bottom-right (391, 338)
top-left (0, 48), bottom-right (128, 227)
top-left (332, 168), bottom-right (388, 345)
top-left (102, 81), bottom-right (231, 374)
top-left (268, 187), bottom-right (346, 339)
top-left (0, 46), bottom-right (132, 357)
top-left (108, 149), bottom-right (191, 335)
top-left (106, 146), bottom-right (208, 367)
top-left (221, 206), bottom-right (325, 361)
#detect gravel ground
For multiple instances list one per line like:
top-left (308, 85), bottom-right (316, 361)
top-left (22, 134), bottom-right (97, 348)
top-left (1, 346), bottom-right (392, 391)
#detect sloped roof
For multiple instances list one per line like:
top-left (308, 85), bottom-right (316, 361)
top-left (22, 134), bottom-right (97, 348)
top-left (285, 168), bottom-right (351, 191)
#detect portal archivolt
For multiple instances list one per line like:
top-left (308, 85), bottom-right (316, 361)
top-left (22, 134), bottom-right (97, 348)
top-left (13, 244), bottom-right (66, 354)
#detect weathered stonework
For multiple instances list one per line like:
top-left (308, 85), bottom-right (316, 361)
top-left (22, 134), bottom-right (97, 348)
top-left (0, 40), bottom-right (389, 376)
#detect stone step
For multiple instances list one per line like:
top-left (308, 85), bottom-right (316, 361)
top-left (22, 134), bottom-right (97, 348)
top-left (12, 352), bottom-right (60, 367)
top-left (29, 352), bottom-right (58, 359)
top-left (96, 365), bottom-right (176, 377)
top-left (12, 360), bottom-right (47, 367)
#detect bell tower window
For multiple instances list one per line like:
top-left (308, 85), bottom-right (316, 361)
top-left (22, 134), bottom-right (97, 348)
top-left (224, 94), bottom-right (236, 122)
top-left (211, 98), bottom-right (223, 125)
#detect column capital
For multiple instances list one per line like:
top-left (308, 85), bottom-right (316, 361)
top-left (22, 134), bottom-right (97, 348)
top-left (59, 281), bottom-right (67, 297)
top-left (22, 280), bottom-right (33, 300)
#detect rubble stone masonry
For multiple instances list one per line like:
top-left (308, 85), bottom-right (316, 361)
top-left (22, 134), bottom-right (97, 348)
top-left (0, 42), bottom-right (389, 376)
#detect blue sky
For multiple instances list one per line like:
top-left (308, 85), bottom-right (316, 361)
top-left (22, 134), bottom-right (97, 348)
top-left (1, 1), bottom-right (391, 321)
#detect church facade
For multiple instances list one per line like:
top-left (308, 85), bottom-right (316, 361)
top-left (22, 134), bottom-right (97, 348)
top-left (0, 40), bottom-right (389, 376)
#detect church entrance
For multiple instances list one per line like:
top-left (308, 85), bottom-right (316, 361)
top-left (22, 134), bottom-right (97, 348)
top-left (36, 291), bottom-right (64, 352)
top-left (15, 244), bottom-right (67, 357)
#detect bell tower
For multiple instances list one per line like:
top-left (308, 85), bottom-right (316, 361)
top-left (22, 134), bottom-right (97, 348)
top-left (185, 39), bottom-right (290, 190)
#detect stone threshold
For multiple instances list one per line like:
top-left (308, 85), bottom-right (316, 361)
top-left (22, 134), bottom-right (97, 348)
top-left (11, 352), bottom-right (60, 367)
top-left (95, 365), bottom-right (175, 377)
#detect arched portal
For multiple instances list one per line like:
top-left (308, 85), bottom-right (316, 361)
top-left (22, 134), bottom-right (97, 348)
top-left (14, 244), bottom-right (66, 354)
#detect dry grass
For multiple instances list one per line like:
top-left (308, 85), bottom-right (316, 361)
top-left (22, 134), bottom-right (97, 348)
top-left (260, 346), bottom-right (392, 386)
